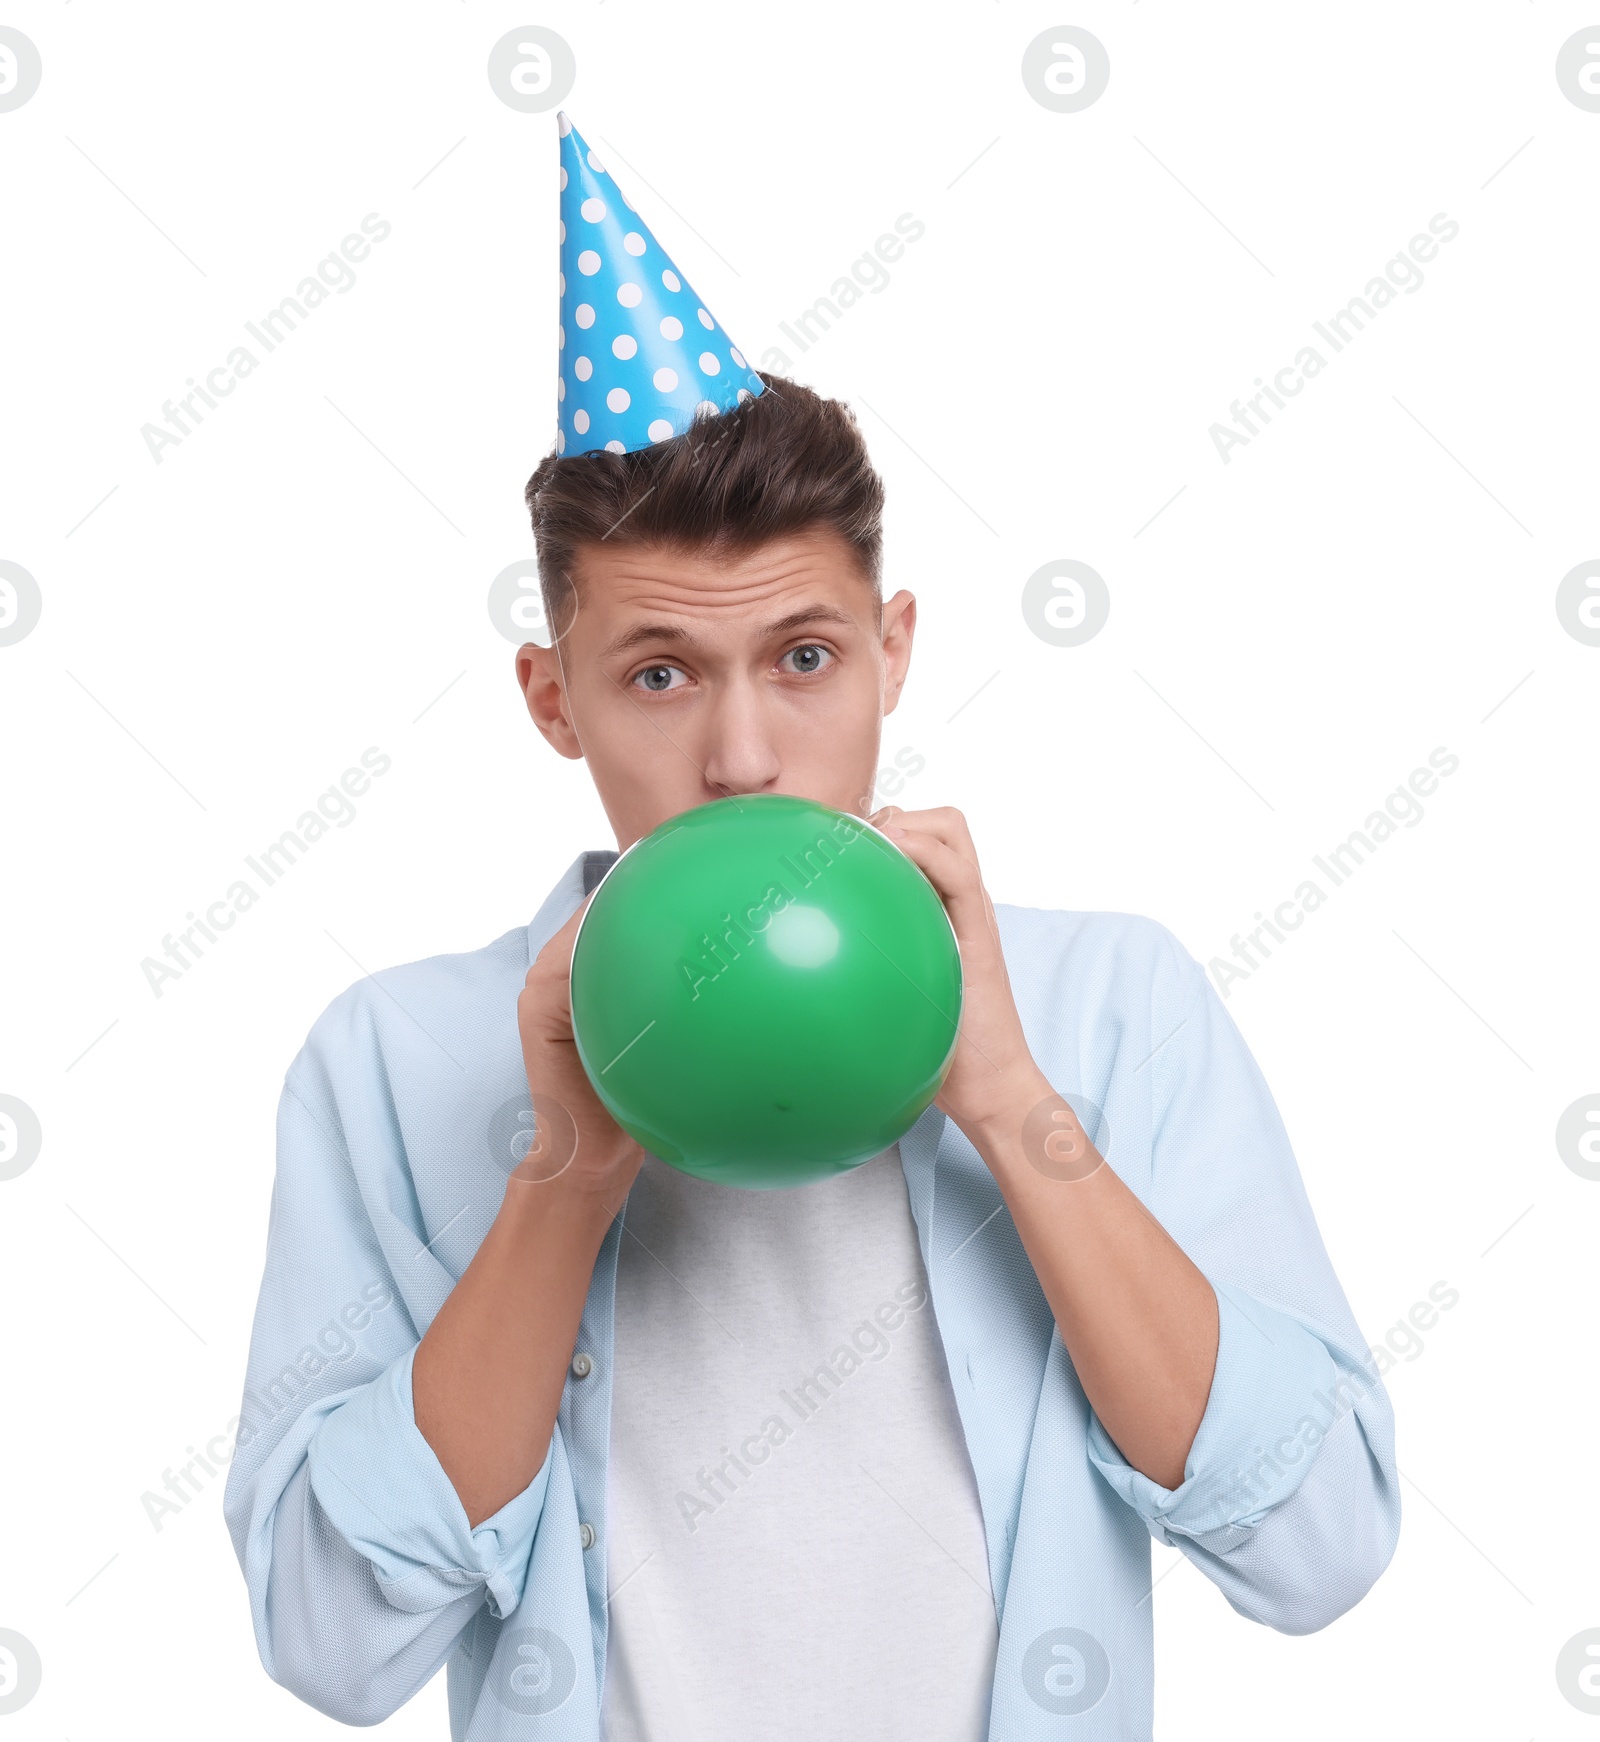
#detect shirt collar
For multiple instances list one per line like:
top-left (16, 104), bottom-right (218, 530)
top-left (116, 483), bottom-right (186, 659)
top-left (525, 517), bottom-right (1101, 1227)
top-left (525, 848), bottom-right (621, 959)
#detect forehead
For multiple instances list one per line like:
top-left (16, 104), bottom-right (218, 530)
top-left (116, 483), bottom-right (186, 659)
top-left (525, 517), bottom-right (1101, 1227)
top-left (568, 529), bottom-right (876, 627)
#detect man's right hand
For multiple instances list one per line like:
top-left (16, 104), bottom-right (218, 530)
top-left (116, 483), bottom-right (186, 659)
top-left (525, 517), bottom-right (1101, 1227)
top-left (514, 896), bottom-right (645, 1201)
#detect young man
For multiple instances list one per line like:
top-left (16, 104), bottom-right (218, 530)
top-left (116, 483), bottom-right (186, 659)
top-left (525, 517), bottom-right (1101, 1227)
top-left (224, 118), bottom-right (1398, 1741)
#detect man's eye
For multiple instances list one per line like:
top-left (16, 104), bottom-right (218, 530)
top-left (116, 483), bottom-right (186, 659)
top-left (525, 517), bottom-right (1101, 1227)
top-left (633, 664), bottom-right (685, 693)
top-left (781, 644), bottom-right (832, 676)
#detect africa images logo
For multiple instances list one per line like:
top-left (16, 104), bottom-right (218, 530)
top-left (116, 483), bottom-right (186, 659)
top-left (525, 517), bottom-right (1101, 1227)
top-left (1022, 1627), bottom-right (1111, 1715)
top-left (491, 1628), bottom-right (577, 1716)
top-left (1209, 215), bottom-right (1460, 464)
top-left (678, 812), bottom-right (866, 1000)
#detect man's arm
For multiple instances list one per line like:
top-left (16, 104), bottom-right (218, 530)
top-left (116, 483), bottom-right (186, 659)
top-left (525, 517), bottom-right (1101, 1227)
top-left (876, 803), bottom-right (1399, 1631)
top-left (874, 804), bottom-right (1217, 1488)
top-left (224, 902), bottom-right (641, 1722)
top-left (412, 899), bottom-right (644, 1527)
top-left (225, 1060), bottom-right (562, 1724)
top-left (961, 1081), bottom-right (1218, 1490)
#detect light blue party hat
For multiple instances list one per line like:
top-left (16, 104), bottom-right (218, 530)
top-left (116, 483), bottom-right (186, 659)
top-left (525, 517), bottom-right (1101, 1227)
top-left (556, 112), bottom-right (764, 457)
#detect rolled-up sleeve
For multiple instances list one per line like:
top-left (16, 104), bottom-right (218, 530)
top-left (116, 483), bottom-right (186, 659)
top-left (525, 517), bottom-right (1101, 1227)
top-left (1087, 941), bottom-right (1401, 1633)
top-left (223, 1048), bottom-right (553, 1722)
top-left (309, 1341), bottom-right (550, 1621)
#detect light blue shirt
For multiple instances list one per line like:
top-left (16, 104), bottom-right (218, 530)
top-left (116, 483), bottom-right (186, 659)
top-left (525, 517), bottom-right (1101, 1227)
top-left (223, 849), bottom-right (1399, 1740)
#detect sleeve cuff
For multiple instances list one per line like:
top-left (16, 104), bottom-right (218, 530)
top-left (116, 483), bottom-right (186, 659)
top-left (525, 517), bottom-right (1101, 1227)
top-left (1087, 1279), bottom-right (1345, 1543)
top-left (307, 1344), bottom-right (552, 1620)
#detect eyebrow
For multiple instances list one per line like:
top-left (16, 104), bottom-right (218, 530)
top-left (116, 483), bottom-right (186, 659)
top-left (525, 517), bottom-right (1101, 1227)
top-left (596, 603), bottom-right (862, 661)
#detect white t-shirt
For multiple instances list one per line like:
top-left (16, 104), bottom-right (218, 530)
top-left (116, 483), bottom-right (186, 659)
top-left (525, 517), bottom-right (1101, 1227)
top-left (600, 1146), bottom-right (998, 1741)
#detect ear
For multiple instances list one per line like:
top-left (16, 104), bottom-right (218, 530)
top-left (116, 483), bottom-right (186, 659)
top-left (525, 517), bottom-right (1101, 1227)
top-left (516, 642), bottom-right (584, 760)
top-left (880, 589), bottom-right (916, 717)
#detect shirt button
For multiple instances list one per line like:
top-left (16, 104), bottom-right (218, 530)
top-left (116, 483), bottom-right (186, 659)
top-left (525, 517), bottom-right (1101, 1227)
top-left (579, 1522), bottom-right (596, 1550)
top-left (570, 1352), bottom-right (593, 1379)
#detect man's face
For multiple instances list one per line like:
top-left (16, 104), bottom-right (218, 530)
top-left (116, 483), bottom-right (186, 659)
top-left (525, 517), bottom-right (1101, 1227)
top-left (515, 528), bottom-right (916, 849)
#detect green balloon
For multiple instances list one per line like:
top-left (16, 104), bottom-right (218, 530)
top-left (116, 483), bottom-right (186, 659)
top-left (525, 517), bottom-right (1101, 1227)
top-left (570, 794), bottom-right (962, 1188)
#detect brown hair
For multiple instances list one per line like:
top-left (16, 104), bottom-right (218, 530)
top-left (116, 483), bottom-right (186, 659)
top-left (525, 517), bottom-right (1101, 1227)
top-left (523, 374), bottom-right (883, 635)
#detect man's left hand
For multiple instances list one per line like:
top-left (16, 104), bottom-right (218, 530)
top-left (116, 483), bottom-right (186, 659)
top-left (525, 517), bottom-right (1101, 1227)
top-left (868, 804), bottom-right (1049, 1141)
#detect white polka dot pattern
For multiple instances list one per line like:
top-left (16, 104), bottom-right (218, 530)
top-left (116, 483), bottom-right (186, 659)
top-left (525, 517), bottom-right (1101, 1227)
top-left (554, 110), bottom-right (765, 457)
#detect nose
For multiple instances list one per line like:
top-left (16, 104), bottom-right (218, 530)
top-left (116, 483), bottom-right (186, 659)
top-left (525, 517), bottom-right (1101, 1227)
top-left (698, 674), bottom-right (783, 798)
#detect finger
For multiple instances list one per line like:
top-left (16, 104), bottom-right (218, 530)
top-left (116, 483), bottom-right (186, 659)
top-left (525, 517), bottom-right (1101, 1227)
top-left (872, 805), bottom-right (980, 869)
top-left (887, 826), bottom-right (988, 921)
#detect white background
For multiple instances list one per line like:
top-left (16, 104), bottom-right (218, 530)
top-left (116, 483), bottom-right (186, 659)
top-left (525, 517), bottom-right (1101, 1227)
top-left (2, 2), bottom-right (1597, 1737)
